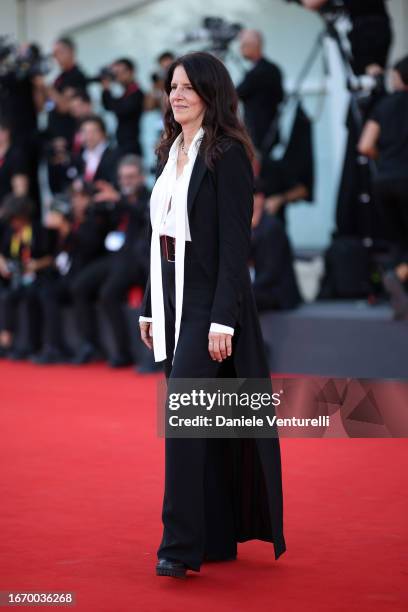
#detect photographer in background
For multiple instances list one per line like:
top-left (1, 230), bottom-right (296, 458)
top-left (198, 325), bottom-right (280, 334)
top-left (0, 43), bottom-right (43, 146)
top-left (69, 89), bottom-right (93, 155)
top-left (71, 155), bottom-right (150, 367)
top-left (144, 51), bottom-right (175, 113)
top-left (73, 114), bottom-right (119, 186)
top-left (46, 37), bottom-right (88, 147)
top-left (359, 56), bottom-right (408, 320)
top-left (236, 29), bottom-right (284, 152)
top-left (298, 0), bottom-right (392, 75)
top-left (32, 190), bottom-right (107, 364)
top-left (0, 196), bottom-right (56, 359)
top-left (0, 43), bottom-right (46, 209)
top-left (250, 193), bottom-right (302, 312)
top-left (0, 121), bottom-right (29, 207)
top-left (101, 58), bottom-right (144, 156)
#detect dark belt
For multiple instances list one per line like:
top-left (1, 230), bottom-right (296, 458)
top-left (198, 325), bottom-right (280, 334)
top-left (160, 235), bottom-right (176, 262)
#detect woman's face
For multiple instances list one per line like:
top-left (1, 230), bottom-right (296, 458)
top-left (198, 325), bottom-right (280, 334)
top-left (169, 65), bottom-right (205, 127)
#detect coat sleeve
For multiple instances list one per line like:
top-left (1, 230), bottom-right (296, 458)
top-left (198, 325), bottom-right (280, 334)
top-left (210, 142), bottom-right (254, 328)
top-left (139, 221), bottom-right (152, 318)
top-left (139, 158), bottom-right (166, 319)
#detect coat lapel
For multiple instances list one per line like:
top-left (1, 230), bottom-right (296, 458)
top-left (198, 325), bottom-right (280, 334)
top-left (187, 152), bottom-right (207, 217)
top-left (155, 148), bottom-right (208, 217)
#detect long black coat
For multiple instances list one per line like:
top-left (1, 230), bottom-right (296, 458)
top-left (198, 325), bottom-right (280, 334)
top-left (141, 140), bottom-right (286, 560)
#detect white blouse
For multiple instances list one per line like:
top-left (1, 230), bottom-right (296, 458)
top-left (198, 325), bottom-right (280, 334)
top-left (139, 126), bottom-right (234, 363)
top-left (158, 175), bottom-right (191, 240)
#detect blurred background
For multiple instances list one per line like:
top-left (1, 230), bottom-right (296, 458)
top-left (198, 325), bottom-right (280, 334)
top-left (1, 0), bottom-right (407, 376)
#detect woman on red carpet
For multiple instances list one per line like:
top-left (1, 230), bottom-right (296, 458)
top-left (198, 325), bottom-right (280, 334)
top-left (139, 51), bottom-right (286, 578)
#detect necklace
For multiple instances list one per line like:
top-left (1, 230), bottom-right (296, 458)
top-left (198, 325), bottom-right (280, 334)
top-left (180, 137), bottom-right (190, 155)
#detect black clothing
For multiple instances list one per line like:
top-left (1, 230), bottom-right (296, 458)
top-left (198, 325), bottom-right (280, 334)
top-left (343, 0), bottom-right (388, 18)
top-left (255, 158), bottom-right (301, 227)
top-left (0, 283), bottom-right (42, 351)
top-left (54, 65), bottom-right (88, 93)
top-left (157, 250), bottom-right (238, 568)
top-left (368, 92), bottom-right (408, 261)
top-left (58, 209), bottom-right (108, 276)
top-left (37, 211), bottom-right (108, 350)
top-left (0, 73), bottom-right (37, 146)
top-left (47, 111), bottom-right (76, 147)
top-left (236, 58), bottom-right (284, 151)
top-left (0, 73), bottom-right (41, 209)
top-left (141, 141), bottom-right (286, 569)
top-left (47, 64), bottom-right (88, 145)
top-left (251, 214), bottom-right (302, 311)
top-left (349, 16), bottom-right (392, 75)
top-left (47, 153), bottom-right (75, 195)
top-left (344, 0), bottom-right (391, 74)
top-left (71, 192), bottom-right (150, 357)
top-left (73, 145), bottom-right (120, 185)
top-left (0, 222), bottom-right (57, 351)
top-left (0, 146), bottom-right (28, 204)
top-left (370, 92), bottom-right (408, 181)
top-left (334, 81), bottom-right (387, 239)
top-left (94, 189), bottom-right (150, 258)
top-left (0, 221), bottom-right (56, 264)
top-left (36, 276), bottom-right (73, 350)
top-left (374, 179), bottom-right (408, 266)
top-left (71, 254), bottom-right (145, 358)
top-left (102, 83), bottom-right (144, 155)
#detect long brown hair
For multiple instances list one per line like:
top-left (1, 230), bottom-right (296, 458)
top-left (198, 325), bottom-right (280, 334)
top-left (156, 51), bottom-right (254, 168)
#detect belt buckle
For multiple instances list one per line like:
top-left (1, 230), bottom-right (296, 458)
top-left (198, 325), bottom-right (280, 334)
top-left (163, 235), bottom-right (175, 262)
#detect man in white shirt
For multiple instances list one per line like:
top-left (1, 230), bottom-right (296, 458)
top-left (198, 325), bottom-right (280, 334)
top-left (73, 115), bottom-right (119, 186)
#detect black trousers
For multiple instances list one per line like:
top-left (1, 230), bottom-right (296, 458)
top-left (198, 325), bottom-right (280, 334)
top-left (374, 178), bottom-right (408, 266)
top-left (71, 254), bottom-right (145, 357)
top-left (0, 281), bottom-right (42, 350)
top-left (36, 275), bottom-right (74, 350)
top-left (157, 245), bottom-right (237, 571)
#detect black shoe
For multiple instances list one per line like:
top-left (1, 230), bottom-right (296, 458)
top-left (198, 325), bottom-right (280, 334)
top-left (30, 347), bottom-right (72, 365)
top-left (156, 558), bottom-right (188, 578)
top-left (108, 355), bottom-right (134, 368)
top-left (71, 343), bottom-right (100, 365)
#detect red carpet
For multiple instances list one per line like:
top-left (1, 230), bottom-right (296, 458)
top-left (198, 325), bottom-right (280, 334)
top-left (0, 361), bottom-right (407, 611)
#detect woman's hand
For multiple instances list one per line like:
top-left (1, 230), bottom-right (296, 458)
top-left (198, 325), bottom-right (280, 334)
top-left (139, 321), bottom-right (153, 350)
top-left (208, 331), bottom-right (232, 362)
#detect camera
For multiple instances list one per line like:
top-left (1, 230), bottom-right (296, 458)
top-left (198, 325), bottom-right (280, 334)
top-left (181, 16), bottom-right (242, 51)
top-left (151, 68), bottom-right (167, 84)
top-left (0, 37), bottom-right (51, 78)
top-left (87, 65), bottom-right (116, 84)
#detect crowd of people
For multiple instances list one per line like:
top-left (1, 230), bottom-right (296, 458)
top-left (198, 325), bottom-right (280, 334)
top-left (0, 30), bottom-right (305, 369)
top-left (0, 1), bottom-right (407, 369)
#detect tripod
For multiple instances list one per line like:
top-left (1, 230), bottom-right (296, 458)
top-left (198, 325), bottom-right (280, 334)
top-left (262, 10), bottom-right (380, 245)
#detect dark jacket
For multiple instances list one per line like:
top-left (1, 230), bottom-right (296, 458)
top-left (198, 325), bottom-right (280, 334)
top-left (0, 221), bottom-right (56, 261)
top-left (251, 213), bottom-right (302, 311)
top-left (55, 210), bottom-right (108, 278)
top-left (141, 140), bottom-right (286, 560)
top-left (93, 187), bottom-right (150, 275)
top-left (236, 58), bottom-right (284, 151)
top-left (73, 145), bottom-right (119, 185)
top-left (102, 83), bottom-right (144, 155)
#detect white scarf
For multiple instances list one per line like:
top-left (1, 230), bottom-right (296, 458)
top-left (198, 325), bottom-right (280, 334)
top-left (149, 126), bottom-right (204, 363)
